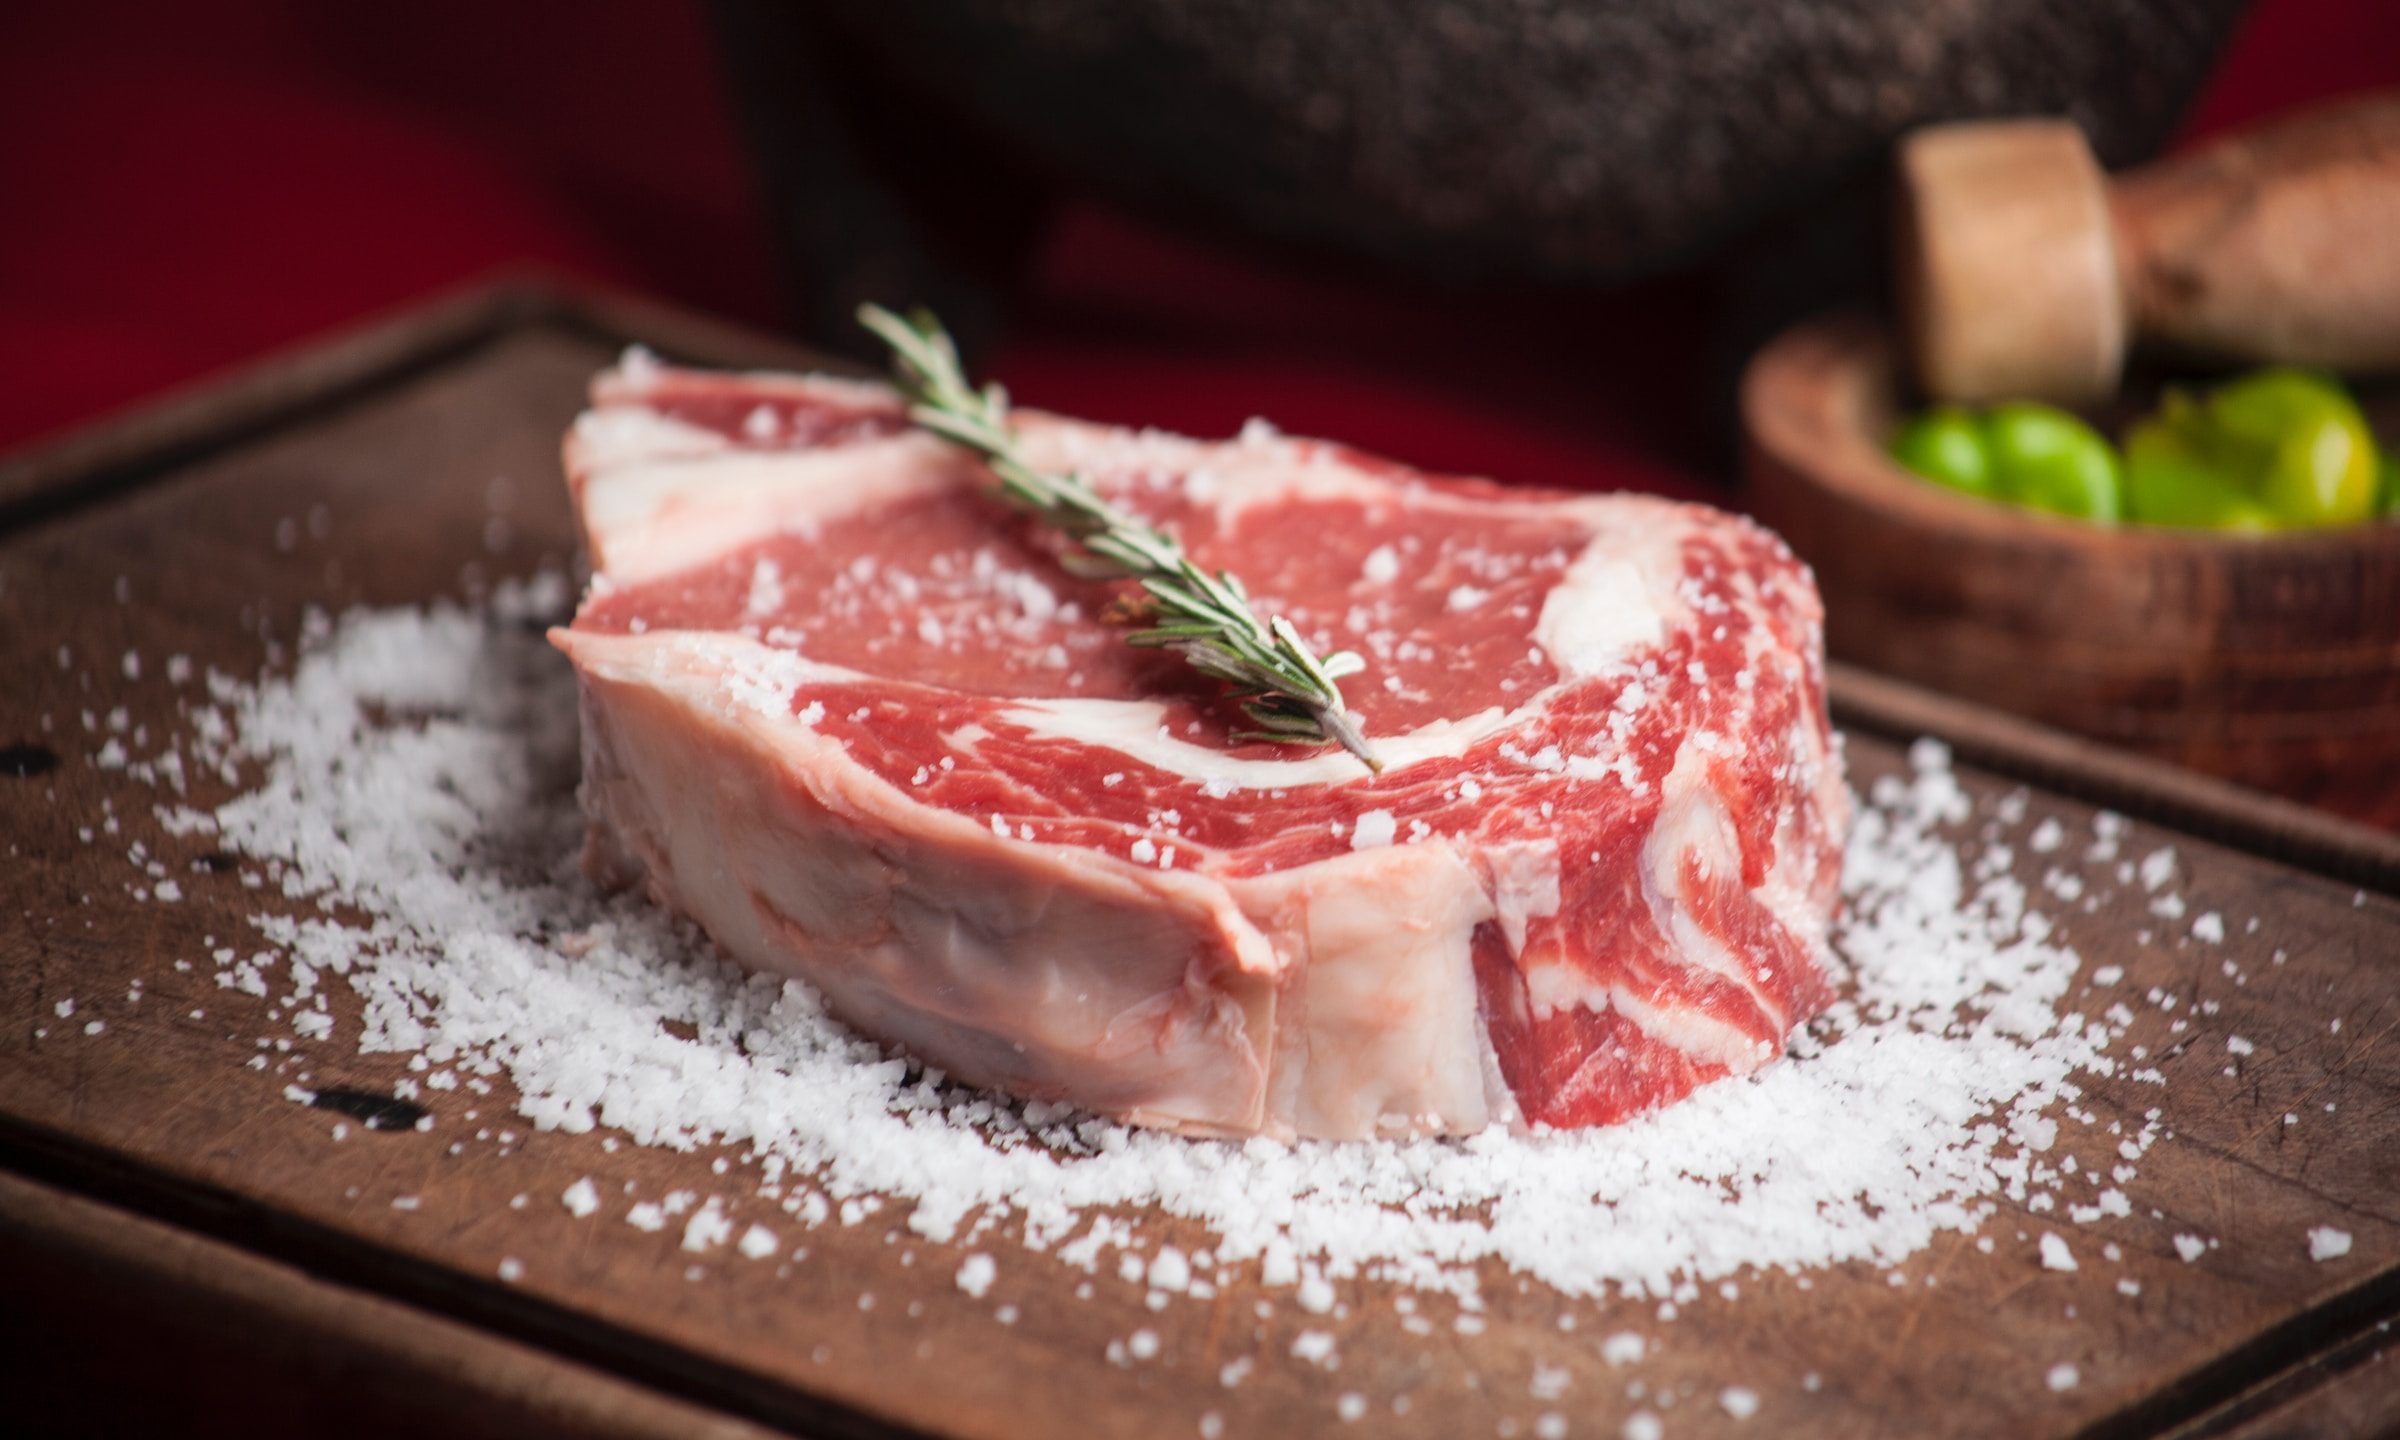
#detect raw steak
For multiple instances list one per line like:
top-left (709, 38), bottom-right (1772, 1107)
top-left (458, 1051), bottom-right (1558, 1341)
top-left (551, 352), bottom-right (1849, 1140)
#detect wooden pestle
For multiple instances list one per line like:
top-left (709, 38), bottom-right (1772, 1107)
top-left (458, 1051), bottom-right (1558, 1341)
top-left (1896, 90), bottom-right (2400, 405)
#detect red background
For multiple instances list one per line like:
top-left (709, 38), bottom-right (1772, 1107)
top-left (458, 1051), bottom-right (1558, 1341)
top-left (4, 0), bottom-right (2397, 497)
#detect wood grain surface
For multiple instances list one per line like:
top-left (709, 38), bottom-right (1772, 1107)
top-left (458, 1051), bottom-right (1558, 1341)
top-left (2, 285), bottom-right (2397, 1438)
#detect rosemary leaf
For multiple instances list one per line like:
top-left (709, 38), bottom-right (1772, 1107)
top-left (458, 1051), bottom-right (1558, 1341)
top-left (859, 303), bottom-right (1380, 773)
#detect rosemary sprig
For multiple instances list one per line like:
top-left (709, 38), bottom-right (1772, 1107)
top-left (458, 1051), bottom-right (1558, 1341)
top-left (858, 303), bottom-right (1380, 773)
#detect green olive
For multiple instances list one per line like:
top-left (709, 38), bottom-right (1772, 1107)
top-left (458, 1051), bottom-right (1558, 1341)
top-left (1889, 407), bottom-right (1996, 497)
top-left (2202, 369), bottom-right (2378, 527)
top-left (1982, 403), bottom-right (2122, 522)
top-left (2124, 416), bottom-right (2277, 531)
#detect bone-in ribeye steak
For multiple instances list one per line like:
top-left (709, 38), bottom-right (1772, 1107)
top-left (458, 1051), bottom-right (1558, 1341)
top-left (551, 353), bottom-right (1849, 1140)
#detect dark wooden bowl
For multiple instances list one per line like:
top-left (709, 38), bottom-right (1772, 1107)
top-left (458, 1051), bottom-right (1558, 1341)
top-left (1743, 312), bottom-right (2400, 829)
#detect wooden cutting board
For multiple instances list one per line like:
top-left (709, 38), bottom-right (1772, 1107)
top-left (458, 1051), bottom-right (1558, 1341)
top-left (2, 281), bottom-right (2396, 1439)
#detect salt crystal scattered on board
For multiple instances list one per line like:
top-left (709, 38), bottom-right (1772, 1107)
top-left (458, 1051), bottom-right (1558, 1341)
top-left (2308, 1227), bottom-right (2353, 1262)
top-left (1149, 1247), bottom-right (1191, 1293)
top-left (682, 1200), bottom-right (733, 1254)
top-left (1296, 1271), bottom-right (1338, 1315)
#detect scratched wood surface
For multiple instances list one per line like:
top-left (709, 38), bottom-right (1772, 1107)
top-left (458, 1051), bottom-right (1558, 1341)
top-left (1, 285), bottom-right (2396, 1439)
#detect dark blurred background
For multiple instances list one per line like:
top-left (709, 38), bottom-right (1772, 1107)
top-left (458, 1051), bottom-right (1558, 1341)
top-left (3, 0), bottom-right (2396, 499)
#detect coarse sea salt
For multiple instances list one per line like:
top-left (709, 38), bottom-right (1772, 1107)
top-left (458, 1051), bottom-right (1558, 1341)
top-left (2039, 1234), bottom-right (2077, 1273)
top-left (128, 585), bottom-right (2152, 1314)
top-left (2308, 1226), bottom-right (2353, 1262)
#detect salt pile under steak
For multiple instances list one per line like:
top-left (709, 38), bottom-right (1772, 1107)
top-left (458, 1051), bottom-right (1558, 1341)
top-left (550, 356), bottom-right (1849, 1140)
top-left (126, 583), bottom-right (2154, 1309)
